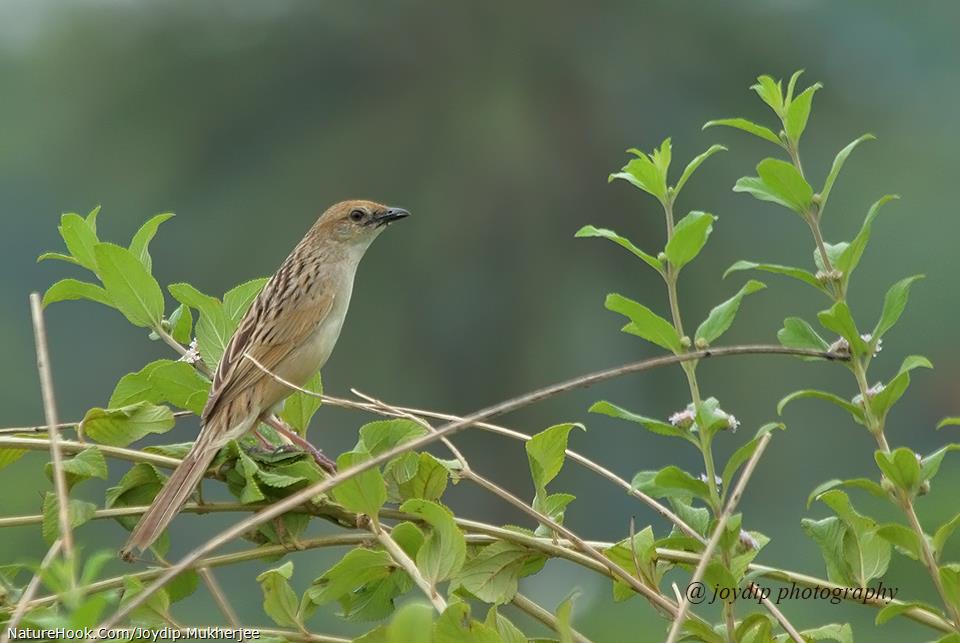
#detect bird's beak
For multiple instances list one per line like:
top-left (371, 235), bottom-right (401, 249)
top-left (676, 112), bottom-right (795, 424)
top-left (370, 207), bottom-right (410, 227)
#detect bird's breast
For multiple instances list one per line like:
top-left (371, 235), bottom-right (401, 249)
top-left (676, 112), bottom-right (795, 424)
top-left (273, 274), bottom-right (354, 389)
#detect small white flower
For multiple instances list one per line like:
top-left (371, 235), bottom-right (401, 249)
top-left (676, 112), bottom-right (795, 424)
top-left (724, 413), bottom-right (740, 432)
top-left (867, 382), bottom-right (885, 397)
top-left (699, 473), bottom-right (723, 487)
top-left (669, 409), bottom-right (696, 429)
top-left (861, 333), bottom-right (883, 357)
top-left (179, 338), bottom-right (202, 365)
top-left (853, 382), bottom-right (886, 406)
top-left (739, 530), bottom-right (759, 550)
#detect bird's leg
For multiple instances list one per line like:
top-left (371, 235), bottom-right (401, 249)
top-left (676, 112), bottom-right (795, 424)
top-left (262, 414), bottom-right (338, 474)
top-left (253, 430), bottom-right (273, 449)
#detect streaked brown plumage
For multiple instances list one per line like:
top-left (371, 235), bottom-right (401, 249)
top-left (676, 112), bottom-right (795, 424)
top-left (120, 199), bottom-right (409, 560)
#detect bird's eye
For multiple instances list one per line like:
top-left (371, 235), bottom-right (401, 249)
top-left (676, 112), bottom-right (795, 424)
top-left (349, 209), bottom-right (365, 222)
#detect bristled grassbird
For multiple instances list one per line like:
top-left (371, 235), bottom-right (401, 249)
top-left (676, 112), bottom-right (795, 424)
top-left (120, 199), bottom-right (409, 561)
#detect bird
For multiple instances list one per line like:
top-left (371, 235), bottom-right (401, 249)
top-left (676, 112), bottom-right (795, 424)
top-left (120, 199), bottom-right (409, 561)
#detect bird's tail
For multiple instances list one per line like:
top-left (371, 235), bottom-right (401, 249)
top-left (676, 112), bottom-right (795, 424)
top-left (120, 429), bottom-right (220, 561)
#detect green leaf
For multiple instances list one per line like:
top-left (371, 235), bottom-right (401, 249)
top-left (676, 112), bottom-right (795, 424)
top-left (0, 445), bottom-right (27, 471)
top-left (256, 561), bottom-right (301, 628)
top-left (939, 565), bottom-right (960, 618)
top-left (149, 360), bottom-right (211, 415)
top-left (806, 478), bottom-right (888, 509)
top-left (588, 400), bottom-right (693, 441)
top-left (279, 372), bottom-right (322, 436)
top-left (664, 211), bottom-right (715, 272)
top-left (703, 118), bottom-right (781, 145)
top-left (694, 279), bottom-right (765, 345)
top-left (555, 593), bottom-right (578, 643)
top-left (525, 423), bottom-right (584, 489)
top-left (725, 260), bottom-right (822, 290)
top-left (165, 569), bottom-right (200, 604)
top-left (751, 75), bottom-right (784, 115)
top-left (777, 389), bottom-right (864, 424)
top-left (167, 304), bottom-right (194, 345)
top-left (37, 251), bottom-right (80, 266)
top-left (387, 602), bottom-right (434, 643)
top-left (784, 82), bottom-right (821, 143)
top-left (93, 243), bottom-right (165, 328)
top-left (396, 453), bottom-right (450, 502)
top-left (168, 282), bottom-right (230, 368)
top-left (223, 278), bottom-right (268, 323)
top-left (108, 360), bottom-right (167, 408)
top-left (57, 213), bottom-right (101, 272)
top-left (433, 601), bottom-right (501, 643)
top-left (605, 293), bottom-right (682, 353)
top-left (575, 225), bottom-right (662, 272)
top-left (106, 463), bottom-right (166, 510)
top-left (483, 606), bottom-right (526, 643)
top-left (80, 402), bottom-right (176, 447)
top-left (604, 527), bottom-right (656, 599)
top-left (44, 446), bottom-right (108, 490)
top-left (358, 419), bottom-right (428, 456)
top-left (817, 490), bottom-right (891, 586)
top-left (42, 279), bottom-right (112, 308)
top-left (533, 491), bottom-right (576, 536)
top-left (873, 275), bottom-right (924, 340)
top-left (722, 424), bottom-right (784, 491)
top-left (121, 576), bottom-right (171, 627)
top-left (332, 450), bottom-right (386, 518)
top-left (674, 144), bottom-right (726, 196)
top-left (934, 513), bottom-right (960, 560)
top-left (454, 541), bottom-right (537, 604)
top-left (818, 301), bottom-right (867, 354)
top-left (306, 548), bottom-right (394, 605)
top-left (610, 147), bottom-right (667, 202)
top-left (801, 517), bottom-right (855, 586)
top-left (938, 417), bottom-right (960, 430)
top-left (876, 601), bottom-right (941, 626)
top-left (42, 494), bottom-right (97, 544)
top-left (869, 355), bottom-right (933, 420)
top-left (834, 194), bottom-right (898, 283)
top-left (654, 466), bottom-right (710, 503)
top-left (874, 448), bottom-right (922, 495)
top-left (777, 317), bottom-right (830, 356)
top-left (791, 623), bottom-right (853, 643)
top-left (734, 158), bottom-right (813, 214)
top-left (401, 499), bottom-right (466, 583)
top-left (128, 213), bottom-right (174, 272)
top-left (876, 523), bottom-right (922, 560)
top-left (919, 444), bottom-right (960, 484)
top-left (821, 135), bottom-right (877, 211)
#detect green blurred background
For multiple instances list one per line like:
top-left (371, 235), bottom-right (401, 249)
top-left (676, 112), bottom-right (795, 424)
top-left (2, 1), bottom-right (958, 640)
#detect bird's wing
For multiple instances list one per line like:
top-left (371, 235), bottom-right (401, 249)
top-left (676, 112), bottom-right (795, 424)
top-left (201, 272), bottom-right (336, 425)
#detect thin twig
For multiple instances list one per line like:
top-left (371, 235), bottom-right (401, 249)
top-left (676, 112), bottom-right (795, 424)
top-left (91, 346), bottom-right (844, 636)
top-left (0, 539), bottom-right (63, 643)
top-left (330, 392), bottom-right (702, 542)
top-left (466, 469), bottom-right (679, 617)
top-left (29, 294), bottom-right (74, 563)
top-left (511, 592), bottom-right (592, 643)
top-left (758, 589), bottom-right (804, 643)
top-left (665, 432), bottom-right (774, 643)
top-left (197, 567), bottom-right (240, 627)
top-left (343, 386), bottom-right (678, 618)
top-left (8, 512), bottom-right (950, 634)
top-left (0, 436), bottom-right (183, 469)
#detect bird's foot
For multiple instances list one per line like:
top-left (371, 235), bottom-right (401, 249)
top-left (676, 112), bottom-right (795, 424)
top-left (261, 416), bottom-right (338, 474)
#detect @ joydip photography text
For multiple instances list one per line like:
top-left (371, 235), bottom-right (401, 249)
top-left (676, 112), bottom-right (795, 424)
top-left (685, 581), bottom-right (899, 606)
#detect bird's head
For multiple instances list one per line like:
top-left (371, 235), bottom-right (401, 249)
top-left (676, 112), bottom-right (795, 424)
top-left (314, 199), bottom-right (410, 251)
